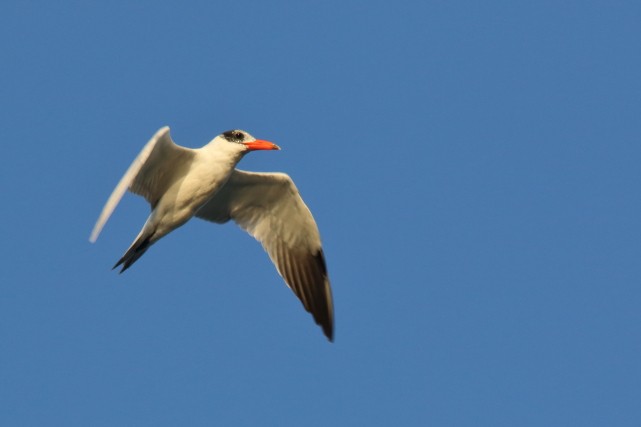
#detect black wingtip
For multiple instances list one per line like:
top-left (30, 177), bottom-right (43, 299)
top-left (318, 312), bottom-right (334, 342)
top-left (306, 249), bottom-right (334, 343)
top-left (324, 326), bottom-right (334, 343)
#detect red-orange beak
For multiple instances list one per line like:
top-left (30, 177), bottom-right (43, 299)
top-left (243, 139), bottom-right (280, 151)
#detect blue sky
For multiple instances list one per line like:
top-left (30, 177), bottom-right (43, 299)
top-left (1, 1), bottom-right (640, 425)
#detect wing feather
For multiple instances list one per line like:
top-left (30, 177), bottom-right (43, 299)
top-left (89, 127), bottom-right (195, 242)
top-left (196, 170), bottom-right (334, 340)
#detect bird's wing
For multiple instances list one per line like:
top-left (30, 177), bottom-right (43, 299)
top-left (195, 170), bottom-right (334, 340)
top-left (89, 127), bottom-right (195, 242)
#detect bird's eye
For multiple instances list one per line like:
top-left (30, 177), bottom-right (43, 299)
top-left (234, 132), bottom-right (243, 140)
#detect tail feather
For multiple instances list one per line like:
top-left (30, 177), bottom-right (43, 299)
top-left (113, 233), bottom-right (153, 273)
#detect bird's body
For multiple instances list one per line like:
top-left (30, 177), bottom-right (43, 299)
top-left (90, 127), bottom-right (334, 341)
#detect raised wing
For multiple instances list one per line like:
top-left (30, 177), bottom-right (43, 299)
top-left (196, 170), bottom-right (334, 341)
top-left (89, 127), bottom-right (195, 242)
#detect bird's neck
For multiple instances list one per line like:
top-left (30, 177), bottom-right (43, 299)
top-left (200, 141), bottom-right (246, 168)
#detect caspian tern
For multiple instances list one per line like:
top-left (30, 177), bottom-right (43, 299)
top-left (90, 127), bottom-right (334, 341)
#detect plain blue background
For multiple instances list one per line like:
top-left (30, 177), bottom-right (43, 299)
top-left (1, 1), bottom-right (640, 425)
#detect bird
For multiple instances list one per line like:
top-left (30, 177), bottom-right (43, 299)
top-left (90, 127), bottom-right (334, 341)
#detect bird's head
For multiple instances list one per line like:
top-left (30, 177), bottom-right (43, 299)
top-left (218, 129), bottom-right (280, 153)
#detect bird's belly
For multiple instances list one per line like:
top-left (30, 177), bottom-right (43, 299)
top-left (155, 172), bottom-right (229, 232)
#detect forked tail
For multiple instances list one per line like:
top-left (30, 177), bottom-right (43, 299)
top-left (113, 231), bottom-right (154, 273)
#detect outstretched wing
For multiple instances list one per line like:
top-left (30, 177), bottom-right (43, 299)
top-left (196, 170), bottom-right (334, 341)
top-left (89, 127), bottom-right (195, 242)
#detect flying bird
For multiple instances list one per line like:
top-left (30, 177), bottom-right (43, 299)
top-left (90, 127), bottom-right (334, 341)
